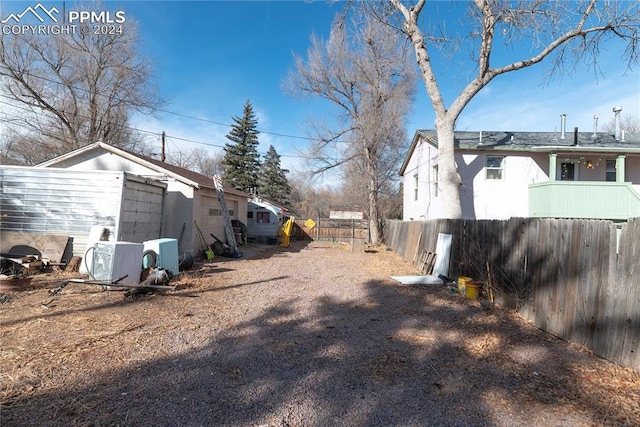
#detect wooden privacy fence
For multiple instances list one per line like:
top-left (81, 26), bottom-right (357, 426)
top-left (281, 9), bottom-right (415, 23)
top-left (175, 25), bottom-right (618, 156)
top-left (385, 217), bottom-right (640, 371)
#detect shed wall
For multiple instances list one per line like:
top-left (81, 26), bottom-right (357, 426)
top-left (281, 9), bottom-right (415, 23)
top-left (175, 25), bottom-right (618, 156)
top-left (0, 167), bottom-right (165, 258)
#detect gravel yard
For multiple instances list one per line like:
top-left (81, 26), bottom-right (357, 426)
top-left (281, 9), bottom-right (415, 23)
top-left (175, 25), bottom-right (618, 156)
top-left (1, 241), bottom-right (639, 426)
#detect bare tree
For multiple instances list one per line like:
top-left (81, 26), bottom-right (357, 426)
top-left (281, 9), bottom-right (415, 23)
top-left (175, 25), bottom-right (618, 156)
top-left (386, 0), bottom-right (640, 218)
top-left (165, 147), bottom-right (224, 177)
top-left (289, 177), bottom-right (343, 220)
top-left (602, 114), bottom-right (640, 135)
top-left (284, 7), bottom-right (416, 245)
top-left (0, 10), bottom-right (159, 164)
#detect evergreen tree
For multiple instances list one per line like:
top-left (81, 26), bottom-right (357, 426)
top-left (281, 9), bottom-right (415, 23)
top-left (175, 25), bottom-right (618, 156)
top-left (221, 100), bottom-right (261, 192)
top-left (258, 145), bottom-right (292, 208)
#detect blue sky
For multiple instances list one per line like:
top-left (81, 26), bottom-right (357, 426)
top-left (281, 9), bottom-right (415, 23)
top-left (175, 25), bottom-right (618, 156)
top-left (122, 0), bottom-right (343, 173)
top-left (1, 1), bottom-right (638, 180)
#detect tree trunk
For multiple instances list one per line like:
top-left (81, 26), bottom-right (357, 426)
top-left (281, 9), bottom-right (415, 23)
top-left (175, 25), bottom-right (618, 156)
top-left (435, 115), bottom-right (463, 219)
top-left (368, 178), bottom-right (381, 245)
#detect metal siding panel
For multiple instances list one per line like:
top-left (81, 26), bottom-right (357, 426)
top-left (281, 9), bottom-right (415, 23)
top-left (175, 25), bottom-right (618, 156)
top-left (0, 167), bottom-right (165, 257)
top-left (119, 177), bottom-right (165, 242)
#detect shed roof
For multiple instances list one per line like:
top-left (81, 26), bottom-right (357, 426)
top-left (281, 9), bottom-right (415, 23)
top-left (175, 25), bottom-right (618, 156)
top-left (37, 142), bottom-right (247, 197)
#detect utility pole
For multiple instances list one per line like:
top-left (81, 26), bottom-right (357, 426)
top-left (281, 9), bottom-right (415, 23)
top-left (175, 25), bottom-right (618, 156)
top-left (161, 131), bottom-right (166, 162)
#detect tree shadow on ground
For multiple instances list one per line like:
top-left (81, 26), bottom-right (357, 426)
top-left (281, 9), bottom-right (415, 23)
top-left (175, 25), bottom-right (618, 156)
top-left (3, 271), bottom-right (631, 426)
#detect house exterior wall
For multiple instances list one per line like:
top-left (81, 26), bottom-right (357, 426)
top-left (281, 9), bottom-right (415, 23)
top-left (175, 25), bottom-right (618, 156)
top-left (195, 190), bottom-right (226, 248)
top-left (402, 131), bottom-right (640, 221)
top-left (193, 188), bottom-right (249, 253)
top-left (461, 151), bottom-right (548, 220)
top-left (625, 156), bottom-right (640, 183)
top-left (401, 137), bottom-right (548, 220)
top-left (631, 155), bottom-right (640, 194)
top-left (402, 138), bottom-right (438, 220)
top-left (163, 180), bottom-right (195, 253)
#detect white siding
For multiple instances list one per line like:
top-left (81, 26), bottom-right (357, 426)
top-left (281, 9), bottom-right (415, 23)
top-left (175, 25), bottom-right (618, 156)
top-left (402, 138), bottom-right (442, 220)
top-left (402, 139), bottom-right (549, 220)
top-left (0, 167), bottom-right (165, 257)
top-left (462, 152), bottom-right (547, 219)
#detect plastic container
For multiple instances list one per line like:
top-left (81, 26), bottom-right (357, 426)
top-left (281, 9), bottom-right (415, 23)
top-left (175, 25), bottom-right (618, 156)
top-left (465, 281), bottom-right (482, 299)
top-left (143, 238), bottom-right (179, 276)
top-left (458, 276), bottom-right (472, 294)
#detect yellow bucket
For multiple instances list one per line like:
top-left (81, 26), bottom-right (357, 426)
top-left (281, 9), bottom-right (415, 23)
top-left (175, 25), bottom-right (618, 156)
top-left (465, 282), bottom-right (482, 299)
top-left (458, 277), bottom-right (472, 294)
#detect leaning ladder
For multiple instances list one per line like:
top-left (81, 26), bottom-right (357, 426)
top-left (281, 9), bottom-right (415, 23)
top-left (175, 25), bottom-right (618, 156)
top-left (213, 175), bottom-right (239, 256)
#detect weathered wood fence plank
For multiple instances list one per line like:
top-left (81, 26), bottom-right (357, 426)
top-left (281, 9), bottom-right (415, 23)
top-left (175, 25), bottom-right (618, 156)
top-left (384, 217), bottom-right (640, 371)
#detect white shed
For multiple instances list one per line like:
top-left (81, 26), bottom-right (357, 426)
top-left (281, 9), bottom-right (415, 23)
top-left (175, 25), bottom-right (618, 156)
top-left (37, 142), bottom-right (248, 257)
top-left (0, 165), bottom-right (166, 258)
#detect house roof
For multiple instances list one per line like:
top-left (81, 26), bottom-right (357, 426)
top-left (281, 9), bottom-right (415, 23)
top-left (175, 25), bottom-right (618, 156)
top-left (399, 129), bottom-right (640, 176)
top-left (37, 142), bottom-right (248, 197)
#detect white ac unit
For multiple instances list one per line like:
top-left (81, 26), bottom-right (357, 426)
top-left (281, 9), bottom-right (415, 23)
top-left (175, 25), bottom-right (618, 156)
top-left (143, 238), bottom-right (179, 276)
top-left (90, 242), bottom-right (143, 284)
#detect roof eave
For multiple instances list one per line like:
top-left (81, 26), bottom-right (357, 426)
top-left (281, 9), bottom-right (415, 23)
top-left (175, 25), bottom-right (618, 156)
top-left (38, 142), bottom-right (204, 189)
top-left (399, 130), bottom-right (437, 176)
top-left (456, 145), bottom-right (640, 154)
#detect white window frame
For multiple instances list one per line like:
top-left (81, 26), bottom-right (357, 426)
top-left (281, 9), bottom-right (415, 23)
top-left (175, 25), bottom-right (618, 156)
top-left (432, 165), bottom-right (439, 197)
top-left (486, 155), bottom-right (504, 180)
top-left (605, 159), bottom-right (616, 182)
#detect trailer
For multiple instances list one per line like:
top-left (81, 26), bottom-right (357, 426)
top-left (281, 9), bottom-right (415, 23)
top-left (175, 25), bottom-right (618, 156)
top-left (247, 200), bottom-right (284, 243)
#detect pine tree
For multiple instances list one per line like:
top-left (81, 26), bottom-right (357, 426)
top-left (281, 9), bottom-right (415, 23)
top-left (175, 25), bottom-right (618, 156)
top-left (221, 100), bottom-right (261, 192)
top-left (258, 145), bottom-right (292, 208)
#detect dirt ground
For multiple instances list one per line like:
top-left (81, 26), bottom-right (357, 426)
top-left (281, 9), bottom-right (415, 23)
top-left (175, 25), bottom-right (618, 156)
top-left (1, 241), bottom-right (639, 426)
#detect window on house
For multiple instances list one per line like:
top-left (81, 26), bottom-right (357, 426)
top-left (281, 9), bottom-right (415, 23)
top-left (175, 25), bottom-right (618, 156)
top-left (486, 156), bottom-right (504, 180)
top-left (560, 162), bottom-right (576, 181)
top-left (413, 174), bottom-right (419, 201)
top-left (432, 165), bottom-right (439, 197)
top-left (606, 159), bottom-right (616, 182)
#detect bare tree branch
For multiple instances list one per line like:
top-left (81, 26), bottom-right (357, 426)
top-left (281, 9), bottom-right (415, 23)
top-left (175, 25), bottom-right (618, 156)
top-left (386, 0), bottom-right (640, 218)
top-left (0, 12), bottom-right (160, 164)
top-left (284, 5), bottom-right (416, 244)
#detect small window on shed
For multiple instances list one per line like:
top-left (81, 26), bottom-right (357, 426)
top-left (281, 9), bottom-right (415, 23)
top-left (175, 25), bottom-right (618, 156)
top-left (256, 212), bottom-right (270, 224)
top-left (248, 212), bottom-right (254, 219)
top-left (486, 155), bottom-right (504, 180)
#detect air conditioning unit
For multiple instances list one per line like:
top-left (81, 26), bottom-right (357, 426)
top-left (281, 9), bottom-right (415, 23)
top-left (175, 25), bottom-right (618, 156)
top-left (89, 242), bottom-right (143, 284)
top-left (143, 238), bottom-right (179, 276)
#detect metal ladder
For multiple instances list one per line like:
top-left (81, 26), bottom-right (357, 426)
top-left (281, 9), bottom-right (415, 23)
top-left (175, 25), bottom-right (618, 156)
top-left (213, 175), bottom-right (240, 257)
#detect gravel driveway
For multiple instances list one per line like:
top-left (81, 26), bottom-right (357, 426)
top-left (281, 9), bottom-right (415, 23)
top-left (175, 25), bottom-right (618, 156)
top-left (1, 241), bottom-right (638, 426)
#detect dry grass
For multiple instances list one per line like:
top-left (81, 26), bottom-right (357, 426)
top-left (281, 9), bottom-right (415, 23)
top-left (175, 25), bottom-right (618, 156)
top-left (1, 241), bottom-right (639, 426)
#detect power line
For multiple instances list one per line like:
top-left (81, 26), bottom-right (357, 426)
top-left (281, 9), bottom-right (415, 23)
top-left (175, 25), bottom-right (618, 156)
top-left (0, 64), bottom-right (329, 143)
top-left (0, 96), bottom-right (317, 160)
